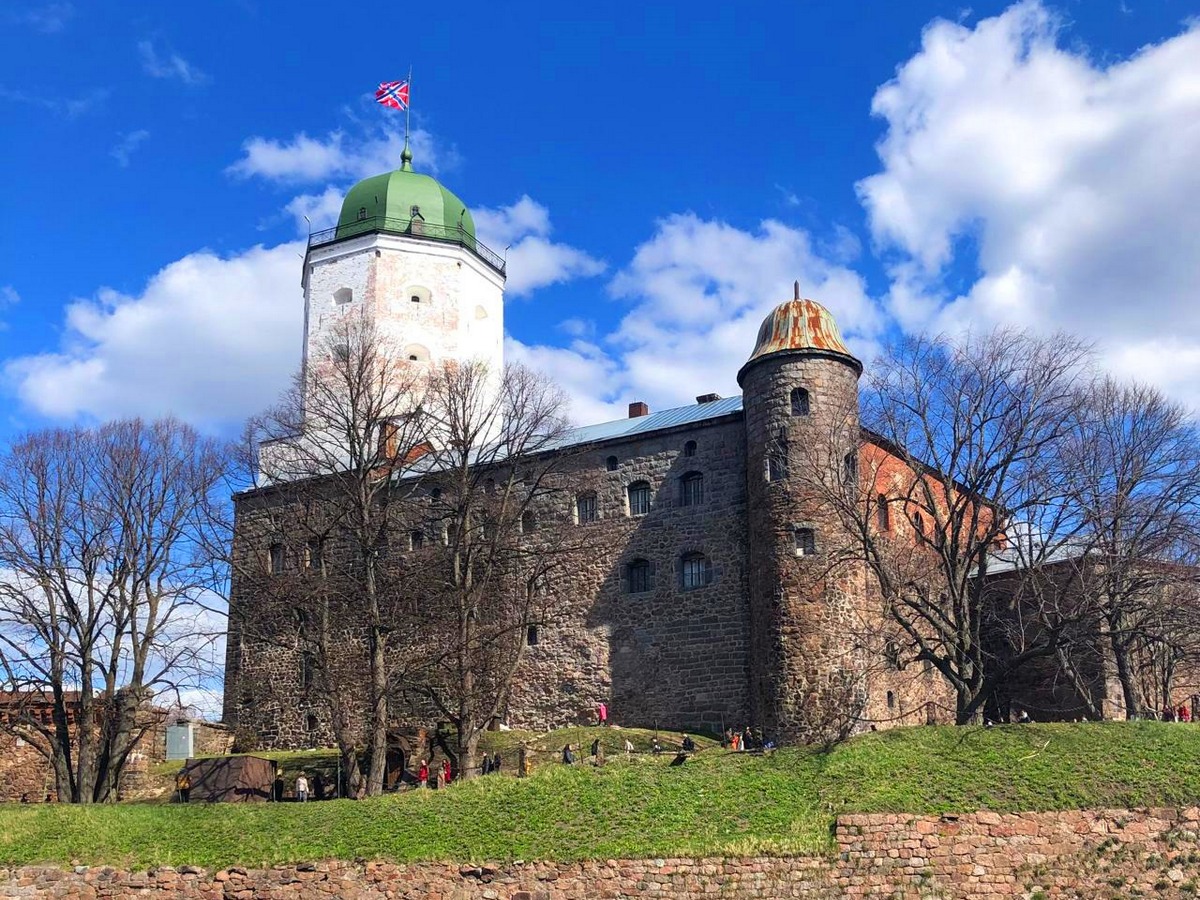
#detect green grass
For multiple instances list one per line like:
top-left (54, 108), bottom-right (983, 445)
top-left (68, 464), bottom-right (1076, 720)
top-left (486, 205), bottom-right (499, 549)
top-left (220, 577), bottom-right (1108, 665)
top-left (5, 722), bottom-right (1200, 869)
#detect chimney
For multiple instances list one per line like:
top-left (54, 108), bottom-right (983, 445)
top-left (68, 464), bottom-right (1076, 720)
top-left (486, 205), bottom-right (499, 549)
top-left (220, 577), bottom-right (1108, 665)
top-left (628, 401), bottom-right (650, 418)
top-left (695, 393), bottom-right (721, 404)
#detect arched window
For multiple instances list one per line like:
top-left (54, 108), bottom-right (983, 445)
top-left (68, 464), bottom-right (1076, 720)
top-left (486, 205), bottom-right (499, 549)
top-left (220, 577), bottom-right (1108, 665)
top-left (521, 510), bottom-right (536, 534)
top-left (626, 558), bottom-right (652, 593)
top-left (876, 494), bottom-right (890, 531)
top-left (357, 207), bottom-right (368, 221)
top-left (794, 527), bottom-right (816, 556)
top-left (606, 455), bottom-right (619, 472)
top-left (333, 287), bottom-right (353, 306)
top-left (411, 294), bottom-right (421, 303)
top-left (403, 344), bottom-right (430, 363)
top-left (680, 553), bottom-right (712, 590)
top-left (575, 492), bottom-right (598, 525)
top-left (683, 440), bottom-right (697, 458)
top-left (306, 713), bottom-right (319, 733)
top-left (887, 691), bottom-right (896, 710)
top-left (627, 481), bottom-right (652, 517)
top-left (680, 471), bottom-right (704, 507)
top-left (409, 530), bottom-right (425, 551)
top-left (430, 487), bottom-right (442, 502)
top-left (843, 452), bottom-right (858, 487)
top-left (791, 387), bottom-right (810, 416)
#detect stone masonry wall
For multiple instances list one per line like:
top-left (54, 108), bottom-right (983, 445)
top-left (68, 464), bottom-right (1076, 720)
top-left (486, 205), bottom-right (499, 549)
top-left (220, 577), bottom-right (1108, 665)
top-left (8, 808), bottom-right (1200, 899)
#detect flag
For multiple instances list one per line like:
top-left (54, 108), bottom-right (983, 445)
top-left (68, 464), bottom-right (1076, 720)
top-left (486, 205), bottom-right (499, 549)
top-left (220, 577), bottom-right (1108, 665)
top-left (375, 81), bottom-right (410, 110)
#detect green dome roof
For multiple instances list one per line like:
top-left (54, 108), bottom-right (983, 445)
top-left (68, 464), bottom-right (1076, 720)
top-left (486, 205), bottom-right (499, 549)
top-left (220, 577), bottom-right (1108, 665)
top-left (335, 147), bottom-right (476, 242)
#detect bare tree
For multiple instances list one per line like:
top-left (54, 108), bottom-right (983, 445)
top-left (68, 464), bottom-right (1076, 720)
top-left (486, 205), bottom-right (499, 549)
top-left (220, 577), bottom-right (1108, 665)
top-left (241, 311), bottom-right (430, 797)
top-left (0, 419), bottom-right (229, 802)
top-left (1056, 377), bottom-right (1200, 718)
top-left (412, 360), bottom-right (580, 779)
top-left (798, 329), bottom-right (1095, 725)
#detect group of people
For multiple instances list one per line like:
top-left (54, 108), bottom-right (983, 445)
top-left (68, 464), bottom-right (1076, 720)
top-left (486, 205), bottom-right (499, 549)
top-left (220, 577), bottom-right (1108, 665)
top-left (414, 758), bottom-right (456, 788)
top-left (724, 727), bottom-right (772, 752)
top-left (1162, 704), bottom-right (1195, 722)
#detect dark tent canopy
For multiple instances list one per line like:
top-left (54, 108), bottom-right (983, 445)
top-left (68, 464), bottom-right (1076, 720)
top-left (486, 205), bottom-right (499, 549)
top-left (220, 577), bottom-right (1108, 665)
top-left (180, 756), bottom-right (276, 802)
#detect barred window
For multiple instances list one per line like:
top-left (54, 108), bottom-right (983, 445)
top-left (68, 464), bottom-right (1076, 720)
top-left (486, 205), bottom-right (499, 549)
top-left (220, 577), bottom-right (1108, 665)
top-left (627, 481), bottom-right (652, 517)
top-left (680, 552), bottom-right (712, 590)
top-left (791, 387), bottom-right (810, 416)
top-left (681, 471), bottom-right (704, 506)
top-left (575, 492), bottom-right (598, 524)
top-left (627, 558), bottom-right (652, 593)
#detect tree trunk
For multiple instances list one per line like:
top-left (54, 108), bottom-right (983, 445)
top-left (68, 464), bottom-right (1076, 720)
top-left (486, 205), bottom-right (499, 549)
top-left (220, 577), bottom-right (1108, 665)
top-left (366, 624), bottom-right (389, 796)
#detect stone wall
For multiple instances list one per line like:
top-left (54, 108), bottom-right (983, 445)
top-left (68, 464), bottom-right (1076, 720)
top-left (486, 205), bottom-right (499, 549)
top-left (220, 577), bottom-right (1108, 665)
top-left (7, 808), bottom-right (1200, 898)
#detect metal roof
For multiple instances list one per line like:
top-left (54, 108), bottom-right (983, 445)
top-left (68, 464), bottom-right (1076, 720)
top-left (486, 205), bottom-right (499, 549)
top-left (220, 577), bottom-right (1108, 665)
top-left (552, 395), bottom-right (744, 449)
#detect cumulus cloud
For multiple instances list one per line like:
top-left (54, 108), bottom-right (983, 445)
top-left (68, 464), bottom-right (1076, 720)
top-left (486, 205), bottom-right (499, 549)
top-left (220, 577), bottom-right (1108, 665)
top-left (4, 244), bottom-right (303, 430)
top-left (858, 1), bottom-right (1200, 405)
top-left (110, 129), bottom-right (149, 167)
top-left (138, 40), bottom-right (208, 86)
top-left (473, 196), bottom-right (606, 298)
top-left (228, 125), bottom-right (447, 183)
top-left (511, 213), bottom-right (882, 425)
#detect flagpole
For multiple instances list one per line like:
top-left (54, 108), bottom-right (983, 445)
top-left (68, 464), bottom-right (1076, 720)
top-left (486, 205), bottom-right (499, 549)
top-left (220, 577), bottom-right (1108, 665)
top-left (405, 65), bottom-right (413, 146)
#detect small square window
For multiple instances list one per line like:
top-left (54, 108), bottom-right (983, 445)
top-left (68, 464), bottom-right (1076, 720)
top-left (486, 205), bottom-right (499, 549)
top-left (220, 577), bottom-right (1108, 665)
top-left (794, 527), bottom-right (816, 556)
top-left (411, 294), bottom-right (421, 303)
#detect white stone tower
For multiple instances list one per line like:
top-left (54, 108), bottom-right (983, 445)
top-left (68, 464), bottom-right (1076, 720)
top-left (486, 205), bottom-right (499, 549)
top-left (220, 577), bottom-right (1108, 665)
top-left (300, 143), bottom-right (506, 405)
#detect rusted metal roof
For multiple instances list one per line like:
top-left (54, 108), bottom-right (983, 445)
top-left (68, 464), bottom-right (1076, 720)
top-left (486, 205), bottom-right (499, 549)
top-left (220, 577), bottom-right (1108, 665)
top-left (747, 298), bottom-right (855, 362)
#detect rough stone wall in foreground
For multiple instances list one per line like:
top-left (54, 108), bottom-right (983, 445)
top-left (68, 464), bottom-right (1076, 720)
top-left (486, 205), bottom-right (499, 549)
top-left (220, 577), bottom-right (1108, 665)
top-left (9, 808), bottom-right (1200, 898)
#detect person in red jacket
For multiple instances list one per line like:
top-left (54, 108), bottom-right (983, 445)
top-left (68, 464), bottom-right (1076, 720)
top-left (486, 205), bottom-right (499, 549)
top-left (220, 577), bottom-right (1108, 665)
top-left (417, 760), bottom-right (429, 787)
top-left (442, 759), bottom-right (453, 784)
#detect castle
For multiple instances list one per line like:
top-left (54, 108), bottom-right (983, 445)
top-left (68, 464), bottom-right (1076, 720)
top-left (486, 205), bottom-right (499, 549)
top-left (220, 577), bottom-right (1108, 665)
top-left (222, 150), bottom-right (988, 749)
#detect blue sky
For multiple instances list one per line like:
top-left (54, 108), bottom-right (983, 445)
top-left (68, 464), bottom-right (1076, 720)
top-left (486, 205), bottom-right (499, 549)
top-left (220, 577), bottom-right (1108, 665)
top-left (2, 0), bottom-right (1200, 442)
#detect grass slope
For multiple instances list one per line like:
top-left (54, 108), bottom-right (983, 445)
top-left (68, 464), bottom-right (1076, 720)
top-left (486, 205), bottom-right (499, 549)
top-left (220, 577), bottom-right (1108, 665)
top-left (5, 722), bottom-right (1200, 869)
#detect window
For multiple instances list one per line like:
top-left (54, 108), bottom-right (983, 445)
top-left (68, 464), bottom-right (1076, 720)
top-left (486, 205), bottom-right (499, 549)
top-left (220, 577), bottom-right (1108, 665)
top-left (521, 510), bottom-right (536, 534)
top-left (681, 553), bottom-right (711, 590)
top-left (627, 481), bottom-right (652, 516)
top-left (357, 207), bottom-right (368, 221)
top-left (269, 543), bottom-right (285, 576)
top-left (912, 511), bottom-right (924, 535)
top-left (876, 494), bottom-right (890, 531)
top-left (409, 530), bottom-right (425, 551)
top-left (681, 471), bottom-right (704, 506)
top-left (887, 691), bottom-right (896, 710)
top-left (411, 294), bottom-right (421, 303)
top-left (791, 387), bottom-right (810, 416)
top-left (606, 455), bottom-right (619, 472)
top-left (306, 713), bottom-right (319, 733)
top-left (305, 538), bottom-right (323, 571)
top-left (410, 205), bottom-right (421, 217)
top-left (526, 625), bottom-right (539, 646)
top-left (683, 440), bottom-right (697, 458)
top-left (575, 493), bottom-right (598, 524)
top-left (767, 449), bottom-right (788, 482)
top-left (485, 478), bottom-right (496, 496)
top-left (627, 558), bottom-right (651, 593)
top-left (794, 527), bottom-right (816, 556)
top-left (333, 287), bottom-right (353, 306)
top-left (884, 640), bottom-right (901, 669)
top-left (430, 487), bottom-right (442, 502)
top-left (843, 452), bottom-right (858, 487)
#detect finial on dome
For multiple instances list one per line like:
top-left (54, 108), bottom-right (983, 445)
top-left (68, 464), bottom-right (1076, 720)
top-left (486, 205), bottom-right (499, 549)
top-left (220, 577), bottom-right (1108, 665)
top-left (400, 138), bottom-right (413, 172)
top-left (794, 280), bottom-right (801, 300)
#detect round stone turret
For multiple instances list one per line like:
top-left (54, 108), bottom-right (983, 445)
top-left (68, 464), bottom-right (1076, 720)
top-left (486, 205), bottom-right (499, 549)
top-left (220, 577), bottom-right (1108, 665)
top-left (741, 284), bottom-right (865, 744)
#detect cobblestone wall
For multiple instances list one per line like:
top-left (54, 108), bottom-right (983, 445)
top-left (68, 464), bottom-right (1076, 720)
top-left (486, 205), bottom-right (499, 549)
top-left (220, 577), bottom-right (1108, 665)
top-left (8, 808), bottom-right (1200, 898)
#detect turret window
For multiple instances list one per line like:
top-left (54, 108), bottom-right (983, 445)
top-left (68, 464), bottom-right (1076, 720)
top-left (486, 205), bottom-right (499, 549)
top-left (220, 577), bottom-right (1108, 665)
top-left (411, 294), bottom-right (421, 303)
top-left (794, 527), bottom-right (816, 556)
top-left (680, 552), bottom-right (713, 590)
top-left (357, 207), bottom-right (368, 221)
top-left (333, 287), bottom-right (353, 306)
top-left (680, 471), bottom-right (704, 507)
top-left (791, 387), bottom-right (810, 416)
top-left (627, 481), bottom-right (652, 517)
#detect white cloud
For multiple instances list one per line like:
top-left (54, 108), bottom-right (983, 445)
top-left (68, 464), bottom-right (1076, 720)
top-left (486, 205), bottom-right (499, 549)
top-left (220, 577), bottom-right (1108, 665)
top-left (228, 125), bottom-right (446, 184)
top-left (4, 243), bottom-right (303, 430)
top-left (110, 129), bottom-right (149, 167)
top-left (473, 196), bottom-right (606, 298)
top-left (8, 3), bottom-right (74, 33)
top-left (138, 40), bottom-right (208, 86)
top-left (858, 1), bottom-right (1200, 405)
top-left (0, 85), bottom-right (107, 118)
top-left (0, 285), bottom-right (18, 330)
top-left (283, 187), bottom-right (345, 233)
top-left (511, 213), bottom-right (882, 425)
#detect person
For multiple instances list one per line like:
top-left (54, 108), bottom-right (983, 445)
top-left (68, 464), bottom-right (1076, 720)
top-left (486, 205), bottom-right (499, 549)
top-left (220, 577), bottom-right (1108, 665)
top-left (492, 752), bottom-right (502, 774)
top-left (176, 768), bottom-right (191, 804)
top-left (418, 759), bottom-right (429, 787)
top-left (597, 701), bottom-right (609, 727)
top-left (562, 743), bottom-right (575, 764)
top-left (296, 772), bottom-right (309, 802)
top-left (442, 759), bottom-right (453, 785)
top-left (1016, 709), bottom-right (1031, 723)
top-left (623, 738), bottom-right (635, 757)
top-left (730, 731), bottom-right (740, 752)
top-left (1163, 705), bottom-right (1175, 722)
top-left (1180, 705), bottom-right (1191, 723)
top-left (273, 774), bottom-right (285, 802)
top-left (482, 755), bottom-right (492, 776)
top-left (19, 793), bottom-right (30, 804)
top-left (312, 771), bottom-right (326, 801)
top-left (651, 737), bottom-right (663, 756)
top-left (519, 743), bottom-right (531, 777)
top-left (681, 734), bottom-right (696, 753)
top-left (590, 738), bottom-right (600, 759)
top-left (436, 765), bottom-right (446, 789)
